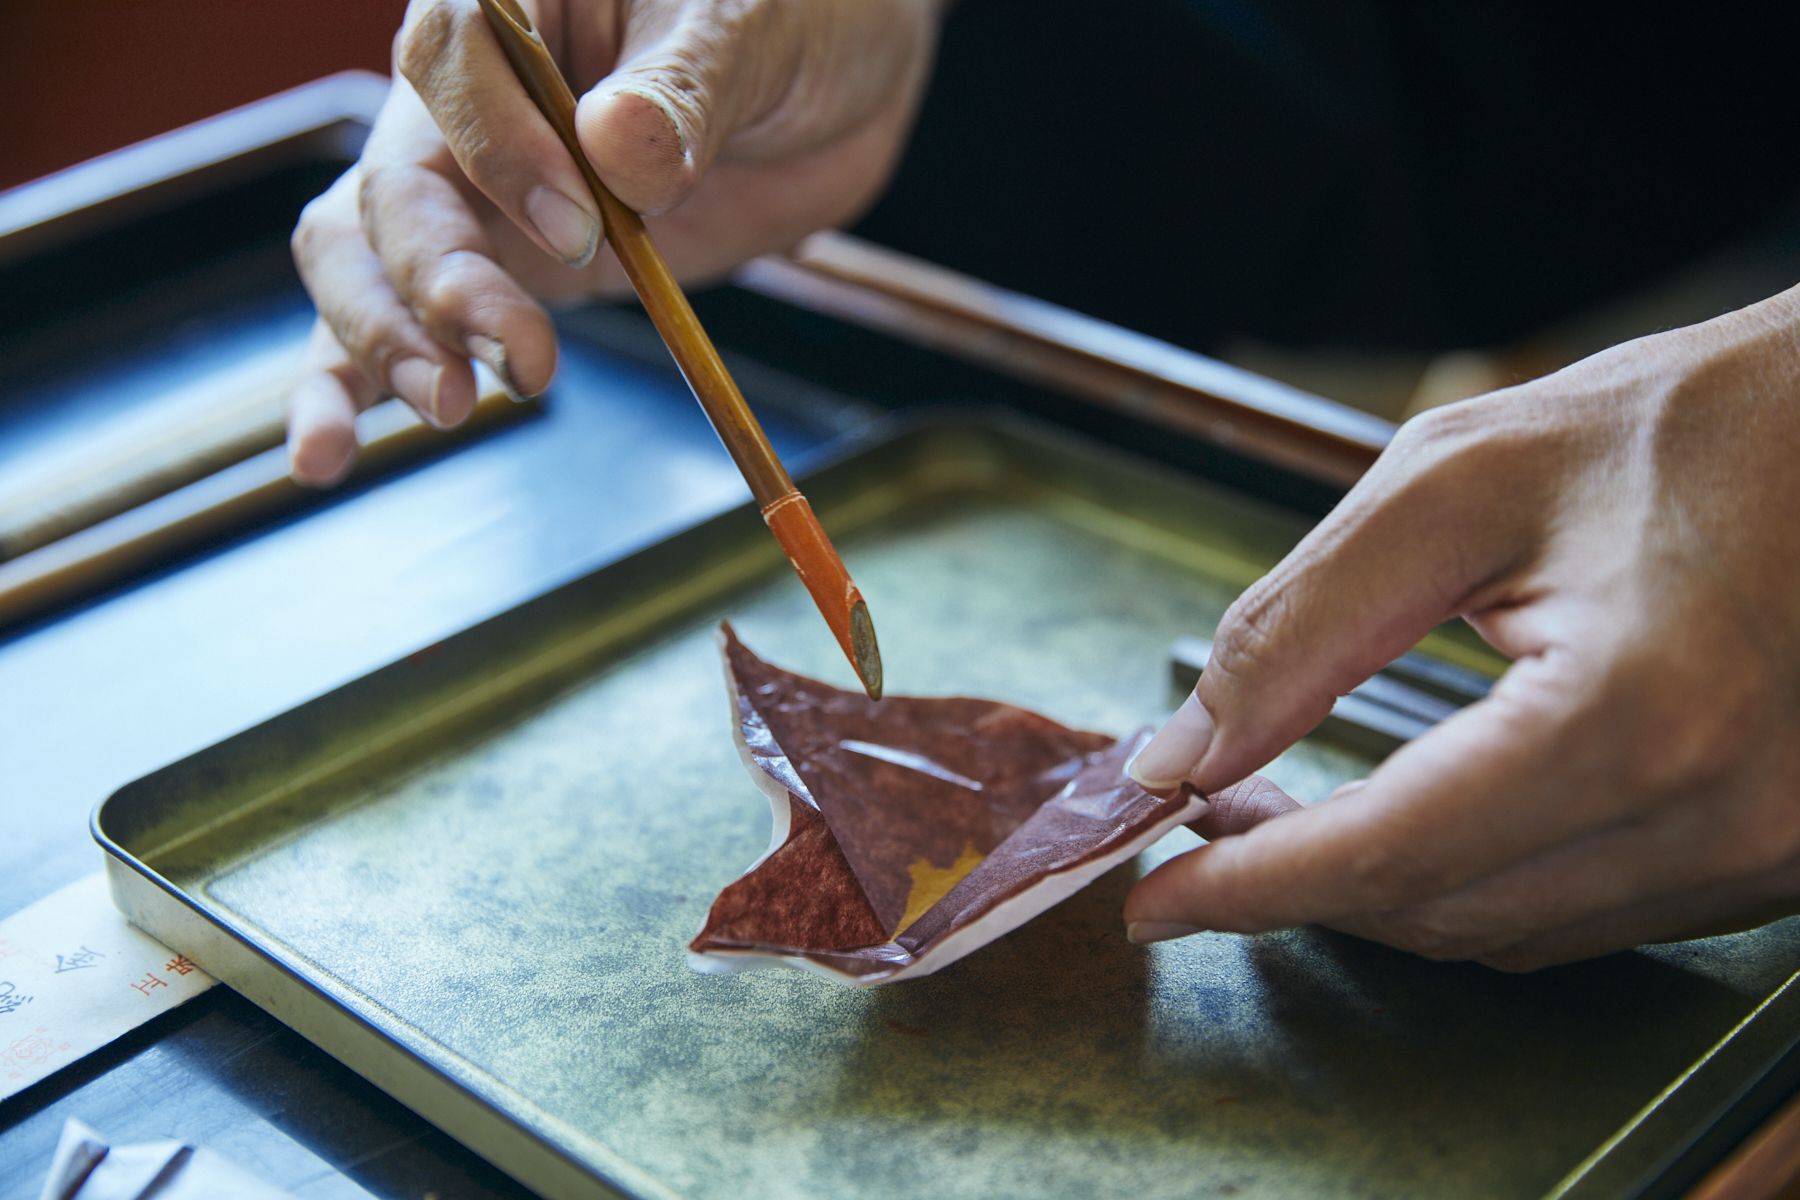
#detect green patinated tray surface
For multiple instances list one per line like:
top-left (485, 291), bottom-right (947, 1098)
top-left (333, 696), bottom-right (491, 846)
top-left (98, 417), bottom-right (1800, 1199)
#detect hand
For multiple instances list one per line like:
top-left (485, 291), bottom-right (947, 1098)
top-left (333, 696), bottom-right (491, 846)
top-left (287, 0), bottom-right (939, 484)
top-left (1124, 284), bottom-right (1800, 970)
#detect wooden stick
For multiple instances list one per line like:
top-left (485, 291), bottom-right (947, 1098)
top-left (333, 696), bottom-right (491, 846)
top-left (0, 345), bottom-right (302, 561)
top-left (475, 0), bottom-right (882, 699)
top-left (739, 232), bottom-right (1396, 488)
top-left (1686, 1084), bottom-right (1800, 1199)
top-left (0, 387), bottom-right (536, 631)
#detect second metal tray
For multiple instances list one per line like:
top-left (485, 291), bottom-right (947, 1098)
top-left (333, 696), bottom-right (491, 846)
top-left (97, 414), bottom-right (1800, 1199)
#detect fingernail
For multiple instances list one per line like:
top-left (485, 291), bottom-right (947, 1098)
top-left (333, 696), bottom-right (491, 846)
top-left (1127, 921), bottom-right (1203, 945)
top-left (390, 357), bottom-right (443, 423)
top-left (1128, 694), bottom-right (1215, 790)
top-left (289, 435), bottom-right (354, 489)
top-left (468, 334), bottom-right (530, 403)
top-left (432, 365), bottom-right (476, 428)
top-left (525, 185), bottom-right (599, 266)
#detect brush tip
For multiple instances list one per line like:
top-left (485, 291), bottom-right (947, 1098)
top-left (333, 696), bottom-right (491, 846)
top-left (850, 599), bottom-right (883, 701)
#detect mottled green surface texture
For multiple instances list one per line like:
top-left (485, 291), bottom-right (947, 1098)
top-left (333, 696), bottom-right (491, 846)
top-left (148, 434), bottom-right (1798, 1199)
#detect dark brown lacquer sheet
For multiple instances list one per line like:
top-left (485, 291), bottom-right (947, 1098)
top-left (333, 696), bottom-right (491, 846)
top-left (691, 625), bottom-right (1208, 983)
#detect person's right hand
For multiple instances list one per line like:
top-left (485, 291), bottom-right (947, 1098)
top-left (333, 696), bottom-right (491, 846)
top-left (287, 0), bottom-right (940, 485)
top-left (1123, 283), bottom-right (1800, 971)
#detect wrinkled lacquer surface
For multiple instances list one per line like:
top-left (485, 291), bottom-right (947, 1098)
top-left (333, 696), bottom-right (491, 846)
top-left (691, 626), bottom-right (1202, 982)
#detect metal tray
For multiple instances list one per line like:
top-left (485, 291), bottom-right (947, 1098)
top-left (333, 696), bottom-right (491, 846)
top-left (95, 413), bottom-right (1800, 1199)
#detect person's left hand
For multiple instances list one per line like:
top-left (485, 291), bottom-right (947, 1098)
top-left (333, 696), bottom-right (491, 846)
top-left (1123, 284), bottom-right (1800, 970)
top-left (286, 0), bottom-right (940, 484)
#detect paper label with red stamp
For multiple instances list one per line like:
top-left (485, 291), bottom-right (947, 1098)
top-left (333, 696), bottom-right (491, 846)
top-left (0, 872), bottom-right (215, 1101)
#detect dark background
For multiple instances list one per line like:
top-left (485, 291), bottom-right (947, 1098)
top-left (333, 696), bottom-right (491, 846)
top-left (12, 2), bottom-right (1800, 355)
top-left (857, 3), bottom-right (1800, 349)
top-left (4, 2), bottom-right (404, 190)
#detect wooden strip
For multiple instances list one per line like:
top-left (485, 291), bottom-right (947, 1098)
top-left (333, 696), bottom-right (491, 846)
top-left (738, 232), bottom-right (1395, 487)
top-left (0, 388), bottom-right (537, 631)
top-left (1686, 1087), bottom-right (1800, 1200)
top-left (0, 345), bottom-right (302, 561)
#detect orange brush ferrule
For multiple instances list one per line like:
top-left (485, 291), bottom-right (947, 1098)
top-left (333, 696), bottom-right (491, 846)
top-left (762, 492), bottom-right (882, 700)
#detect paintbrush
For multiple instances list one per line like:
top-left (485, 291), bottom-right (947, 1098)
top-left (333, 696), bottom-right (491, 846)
top-left (475, 0), bottom-right (882, 699)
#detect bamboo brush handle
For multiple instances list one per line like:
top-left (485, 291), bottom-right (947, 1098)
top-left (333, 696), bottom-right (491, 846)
top-left (476, 0), bottom-right (794, 509)
top-left (476, 0), bottom-right (883, 698)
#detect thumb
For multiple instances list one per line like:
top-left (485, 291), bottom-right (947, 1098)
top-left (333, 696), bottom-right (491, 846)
top-left (1128, 412), bottom-right (1531, 794)
top-left (574, 4), bottom-right (773, 216)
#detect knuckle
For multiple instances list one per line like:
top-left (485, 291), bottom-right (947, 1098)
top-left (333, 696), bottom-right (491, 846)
top-left (335, 306), bottom-right (407, 377)
top-left (1208, 583), bottom-right (1292, 690)
top-left (354, 161), bottom-right (389, 223)
top-left (1398, 386), bottom-right (1521, 451)
top-left (1385, 398), bottom-right (1477, 468)
top-left (1207, 776), bottom-right (1301, 827)
top-left (290, 199), bottom-right (324, 263)
top-left (455, 130), bottom-right (507, 187)
top-left (1369, 904), bottom-right (1504, 963)
top-left (1347, 841), bottom-right (1452, 912)
top-left (1390, 397), bottom-right (1462, 448)
top-left (396, 0), bottom-right (463, 87)
top-left (290, 174), bottom-right (357, 269)
top-left (352, 161), bottom-right (430, 268)
top-left (395, 3), bottom-right (509, 191)
top-left (1381, 389), bottom-right (1542, 497)
top-left (1604, 626), bottom-right (1772, 798)
top-left (412, 251), bottom-right (485, 331)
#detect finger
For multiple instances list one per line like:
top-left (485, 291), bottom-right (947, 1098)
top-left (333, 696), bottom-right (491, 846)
top-left (1326, 597), bottom-right (1790, 961)
top-left (287, 320), bottom-right (379, 487)
top-left (1126, 776), bottom-right (1310, 944)
top-left (1123, 649), bottom-right (1635, 937)
top-left (1473, 869), bottom-right (1800, 972)
top-left (1128, 402), bottom-right (1542, 793)
top-left (1187, 774), bottom-right (1307, 841)
top-left (292, 171), bottom-right (479, 428)
top-left (1350, 786), bottom-right (1798, 962)
top-left (573, 0), bottom-right (779, 215)
top-left (396, 0), bottom-right (601, 264)
top-left (357, 137), bottom-right (557, 399)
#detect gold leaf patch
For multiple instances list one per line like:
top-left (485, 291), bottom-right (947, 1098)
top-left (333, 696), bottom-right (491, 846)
top-left (893, 842), bottom-right (985, 937)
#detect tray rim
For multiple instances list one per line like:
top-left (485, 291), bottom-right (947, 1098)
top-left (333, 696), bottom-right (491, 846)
top-left (89, 404), bottom-right (1325, 823)
top-left (89, 408), bottom-right (1789, 1200)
